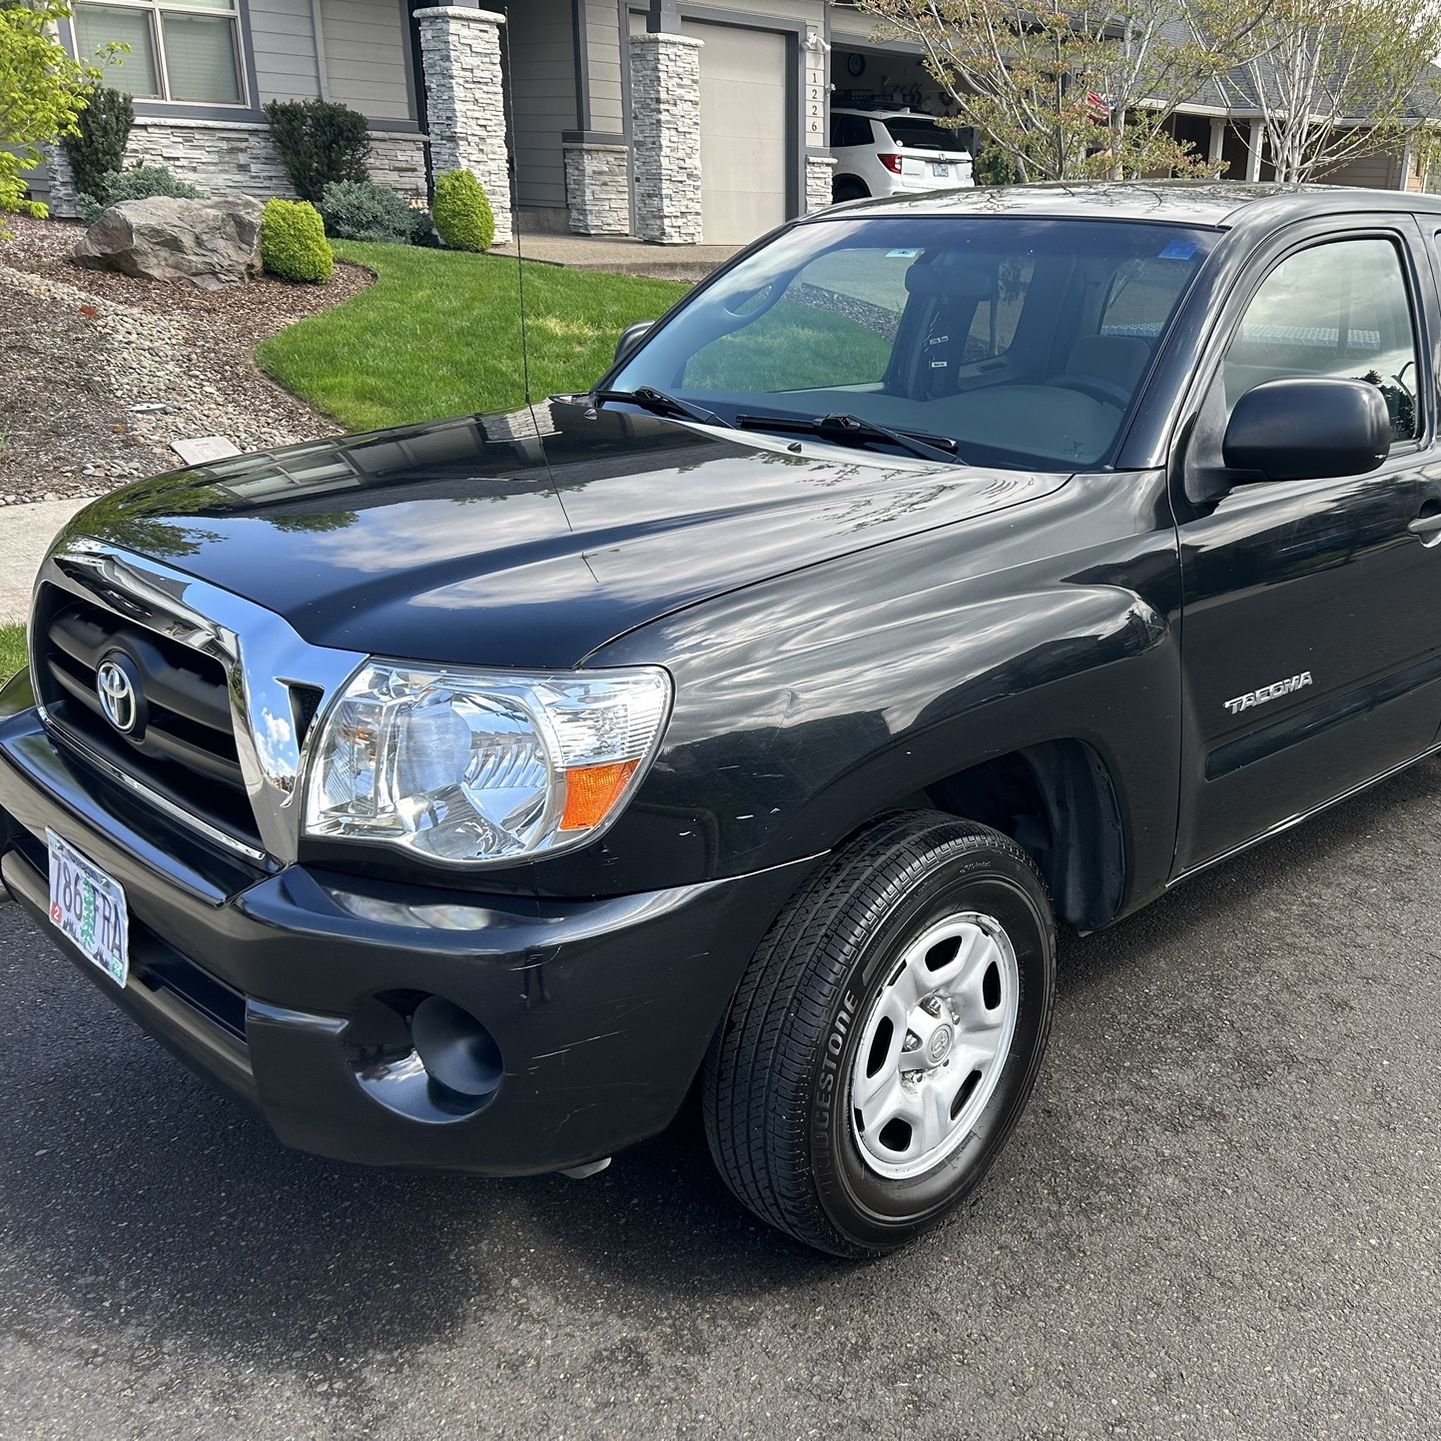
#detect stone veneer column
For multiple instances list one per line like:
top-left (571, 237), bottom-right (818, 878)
top-left (44, 145), bottom-right (80, 218)
top-left (564, 142), bottom-right (632, 235)
top-left (627, 31), bottom-right (703, 244)
top-left (805, 153), bottom-right (838, 214)
top-left (414, 6), bottom-right (512, 246)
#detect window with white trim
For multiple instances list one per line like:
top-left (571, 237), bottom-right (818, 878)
top-left (74, 0), bottom-right (245, 107)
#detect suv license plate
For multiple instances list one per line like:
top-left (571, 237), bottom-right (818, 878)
top-left (47, 830), bottom-right (129, 987)
top-left (932, 164), bottom-right (950, 178)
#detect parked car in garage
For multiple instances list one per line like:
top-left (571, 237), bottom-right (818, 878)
top-left (1, 182), bottom-right (1430, 1259)
top-left (829, 106), bottom-right (975, 202)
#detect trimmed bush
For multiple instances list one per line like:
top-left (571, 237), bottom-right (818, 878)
top-left (77, 163), bottom-right (203, 225)
top-left (63, 85), bottom-right (134, 200)
top-left (260, 198), bottom-right (333, 282)
top-left (263, 99), bottom-right (370, 203)
top-left (319, 178), bottom-right (428, 245)
top-left (432, 169), bottom-right (495, 253)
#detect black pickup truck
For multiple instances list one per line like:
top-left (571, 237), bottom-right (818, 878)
top-left (1, 182), bottom-right (1434, 1258)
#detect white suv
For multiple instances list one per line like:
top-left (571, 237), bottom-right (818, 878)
top-left (828, 108), bottom-right (975, 203)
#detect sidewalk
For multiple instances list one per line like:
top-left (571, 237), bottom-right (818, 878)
top-left (0, 497), bottom-right (91, 624)
top-left (493, 231), bottom-right (741, 283)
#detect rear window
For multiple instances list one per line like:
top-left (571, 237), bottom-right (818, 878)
top-left (879, 118), bottom-right (968, 153)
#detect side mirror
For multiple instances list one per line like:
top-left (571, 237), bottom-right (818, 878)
top-left (1223, 377), bottom-right (1391, 484)
top-left (615, 322), bottom-right (652, 363)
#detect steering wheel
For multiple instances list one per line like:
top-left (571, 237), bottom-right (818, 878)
top-left (1052, 376), bottom-right (1132, 408)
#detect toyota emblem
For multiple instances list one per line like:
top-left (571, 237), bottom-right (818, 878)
top-left (96, 654), bottom-right (141, 735)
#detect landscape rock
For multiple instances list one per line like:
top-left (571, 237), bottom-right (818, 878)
top-left (73, 196), bottom-right (264, 288)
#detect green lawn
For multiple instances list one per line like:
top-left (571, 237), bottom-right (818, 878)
top-left (0, 625), bottom-right (24, 682)
top-left (256, 242), bottom-right (691, 431)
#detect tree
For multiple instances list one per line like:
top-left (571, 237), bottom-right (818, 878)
top-left (848, 1), bottom-right (1272, 181)
top-left (0, 2), bottom-right (107, 228)
top-left (1206, 0), bottom-right (1441, 182)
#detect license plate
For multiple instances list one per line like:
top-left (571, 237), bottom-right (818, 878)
top-left (47, 830), bottom-right (129, 988)
top-left (932, 164), bottom-right (950, 178)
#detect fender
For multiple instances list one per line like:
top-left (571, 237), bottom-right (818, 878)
top-left (582, 470), bottom-right (1184, 923)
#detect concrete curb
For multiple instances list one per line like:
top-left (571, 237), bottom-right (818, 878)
top-left (0, 497), bottom-right (91, 625)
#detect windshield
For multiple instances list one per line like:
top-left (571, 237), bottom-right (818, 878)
top-left (609, 215), bottom-right (1218, 470)
top-left (880, 118), bottom-right (969, 153)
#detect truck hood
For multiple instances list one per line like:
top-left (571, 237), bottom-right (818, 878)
top-left (62, 399), bottom-right (1069, 668)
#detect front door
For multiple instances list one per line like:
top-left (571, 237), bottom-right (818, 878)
top-left (1174, 218), bottom-right (1441, 872)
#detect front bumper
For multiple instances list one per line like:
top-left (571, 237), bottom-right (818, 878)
top-left (0, 679), bottom-right (815, 1176)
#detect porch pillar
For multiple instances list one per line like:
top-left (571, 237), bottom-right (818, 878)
top-left (628, 30), bottom-right (704, 244)
top-left (1208, 118), bottom-right (1225, 169)
top-left (414, 6), bottom-right (512, 246)
top-left (1245, 120), bottom-right (1264, 182)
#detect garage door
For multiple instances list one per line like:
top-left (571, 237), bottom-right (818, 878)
top-left (682, 20), bottom-right (789, 244)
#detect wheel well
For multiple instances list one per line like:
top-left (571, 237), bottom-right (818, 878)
top-left (832, 174), bottom-right (869, 200)
top-left (922, 741), bottom-right (1126, 932)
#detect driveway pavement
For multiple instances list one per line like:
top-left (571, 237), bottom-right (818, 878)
top-left (0, 497), bottom-right (90, 623)
top-left (0, 761), bottom-right (1437, 1440)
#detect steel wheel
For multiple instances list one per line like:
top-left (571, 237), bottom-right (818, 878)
top-left (703, 811), bottom-right (1055, 1257)
top-left (850, 911), bottom-right (1019, 1179)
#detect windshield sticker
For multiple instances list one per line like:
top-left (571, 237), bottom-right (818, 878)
top-left (1158, 238), bottom-right (1199, 261)
top-left (887, 248), bottom-right (923, 259)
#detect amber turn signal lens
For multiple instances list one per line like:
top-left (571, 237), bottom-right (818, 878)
top-left (559, 759), bottom-right (641, 832)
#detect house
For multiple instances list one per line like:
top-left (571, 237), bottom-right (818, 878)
top-left (33, 1), bottom-right (1438, 250)
top-left (39, 0), bottom-right (846, 246)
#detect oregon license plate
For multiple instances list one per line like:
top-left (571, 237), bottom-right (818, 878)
top-left (47, 830), bottom-right (129, 987)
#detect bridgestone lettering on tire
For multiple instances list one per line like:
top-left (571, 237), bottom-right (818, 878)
top-left (702, 811), bottom-right (1057, 1258)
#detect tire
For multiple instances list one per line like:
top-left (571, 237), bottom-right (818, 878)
top-left (703, 811), bottom-right (1056, 1258)
top-left (832, 176), bottom-right (869, 204)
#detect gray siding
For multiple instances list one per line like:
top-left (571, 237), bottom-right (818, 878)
top-left (249, 0), bottom-right (323, 104)
top-left (319, 0), bottom-right (414, 121)
top-left (586, 0), bottom-right (625, 133)
top-left (1323, 148), bottom-right (1402, 190)
top-left (509, 0), bottom-right (576, 210)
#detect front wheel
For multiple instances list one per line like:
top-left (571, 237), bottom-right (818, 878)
top-left (703, 811), bottom-right (1056, 1257)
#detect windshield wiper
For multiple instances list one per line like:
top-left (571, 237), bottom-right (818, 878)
top-left (593, 386), bottom-right (730, 429)
top-left (735, 411), bottom-right (961, 465)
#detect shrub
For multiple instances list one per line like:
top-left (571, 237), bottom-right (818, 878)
top-left (15, 198), bottom-right (48, 220)
top-left (319, 178), bottom-right (428, 244)
top-left (1, 1), bottom-right (100, 233)
top-left (62, 85), bottom-right (134, 200)
top-left (263, 99), bottom-right (370, 202)
top-left (260, 198), bottom-right (333, 282)
top-left (77, 163), bottom-right (203, 225)
top-left (432, 169), bottom-right (494, 253)
top-left (973, 143), bottom-right (1023, 188)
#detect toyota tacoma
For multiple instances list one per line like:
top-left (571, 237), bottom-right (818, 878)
top-left (1, 182), bottom-right (1432, 1257)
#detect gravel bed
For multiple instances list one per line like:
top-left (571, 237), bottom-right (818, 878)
top-left (0, 214), bottom-right (370, 505)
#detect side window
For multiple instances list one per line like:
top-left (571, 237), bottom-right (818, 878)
top-left (961, 256), bottom-right (1035, 362)
top-left (681, 247), bottom-right (912, 393)
top-left (1224, 237), bottom-right (1420, 442)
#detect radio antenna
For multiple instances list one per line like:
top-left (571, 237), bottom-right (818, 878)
top-left (499, 14), bottom-right (533, 407)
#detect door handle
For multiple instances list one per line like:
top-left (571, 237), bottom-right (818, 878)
top-left (1408, 512), bottom-right (1441, 542)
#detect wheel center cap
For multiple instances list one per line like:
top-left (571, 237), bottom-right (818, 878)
top-left (926, 1024), bottom-right (954, 1065)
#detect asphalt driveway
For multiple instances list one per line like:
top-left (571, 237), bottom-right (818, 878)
top-left (0, 761), bottom-right (1437, 1440)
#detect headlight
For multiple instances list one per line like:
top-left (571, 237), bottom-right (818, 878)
top-left (303, 662), bottom-right (672, 865)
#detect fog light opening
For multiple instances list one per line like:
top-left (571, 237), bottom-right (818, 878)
top-left (410, 995), bottom-right (503, 1100)
top-left (344, 991), bottom-right (503, 1123)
